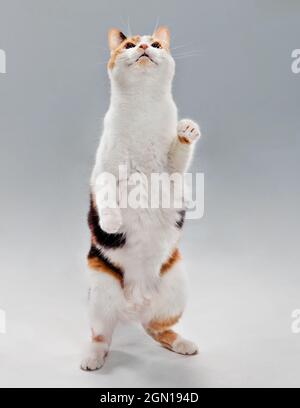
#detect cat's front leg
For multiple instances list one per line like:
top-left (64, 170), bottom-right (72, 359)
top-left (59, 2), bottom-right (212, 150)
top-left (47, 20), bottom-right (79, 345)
top-left (81, 270), bottom-right (124, 371)
top-left (99, 207), bottom-right (122, 234)
top-left (94, 175), bottom-right (123, 234)
top-left (168, 119), bottom-right (201, 174)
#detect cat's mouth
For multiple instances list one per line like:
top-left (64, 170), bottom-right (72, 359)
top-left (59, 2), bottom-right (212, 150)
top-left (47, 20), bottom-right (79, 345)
top-left (136, 53), bottom-right (157, 65)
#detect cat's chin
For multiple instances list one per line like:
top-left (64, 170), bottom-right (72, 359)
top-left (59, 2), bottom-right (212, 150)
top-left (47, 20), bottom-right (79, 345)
top-left (128, 59), bottom-right (157, 70)
top-left (136, 55), bottom-right (157, 65)
top-left (136, 61), bottom-right (156, 69)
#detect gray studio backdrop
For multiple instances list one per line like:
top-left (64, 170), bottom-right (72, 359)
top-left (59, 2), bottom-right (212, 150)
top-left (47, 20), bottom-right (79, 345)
top-left (0, 0), bottom-right (300, 387)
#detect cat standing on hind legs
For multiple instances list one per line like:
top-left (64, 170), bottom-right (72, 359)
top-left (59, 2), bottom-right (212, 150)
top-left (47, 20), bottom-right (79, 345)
top-left (81, 26), bottom-right (201, 371)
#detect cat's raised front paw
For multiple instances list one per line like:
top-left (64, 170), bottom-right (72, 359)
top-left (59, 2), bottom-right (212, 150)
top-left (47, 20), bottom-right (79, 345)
top-left (177, 119), bottom-right (201, 144)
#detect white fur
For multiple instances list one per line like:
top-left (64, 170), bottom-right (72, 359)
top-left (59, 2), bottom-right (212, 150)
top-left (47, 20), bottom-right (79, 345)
top-left (82, 32), bottom-right (200, 370)
top-left (169, 119), bottom-right (201, 173)
top-left (140, 260), bottom-right (188, 324)
top-left (171, 337), bottom-right (199, 355)
top-left (81, 341), bottom-right (109, 371)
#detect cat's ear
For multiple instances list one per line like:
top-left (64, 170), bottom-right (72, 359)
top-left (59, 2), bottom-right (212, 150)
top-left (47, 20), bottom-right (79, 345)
top-left (108, 28), bottom-right (127, 51)
top-left (153, 26), bottom-right (170, 48)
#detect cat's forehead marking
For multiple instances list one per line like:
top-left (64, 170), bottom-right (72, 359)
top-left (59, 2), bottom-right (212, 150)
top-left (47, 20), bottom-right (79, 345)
top-left (128, 35), bottom-right (141, 43)
top-left (126, 35), bottom-right (152, 45)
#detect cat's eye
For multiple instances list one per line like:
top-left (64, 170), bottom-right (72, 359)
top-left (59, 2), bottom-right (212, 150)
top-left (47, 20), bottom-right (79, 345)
top-left (124, 42), bottom-right (136, 49)
top-left (151, 42), bottom-right (162, 49)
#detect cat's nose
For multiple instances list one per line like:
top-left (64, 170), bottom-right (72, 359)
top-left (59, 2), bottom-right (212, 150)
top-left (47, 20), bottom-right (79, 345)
top-left (139, 44), bottom-right (149, 50)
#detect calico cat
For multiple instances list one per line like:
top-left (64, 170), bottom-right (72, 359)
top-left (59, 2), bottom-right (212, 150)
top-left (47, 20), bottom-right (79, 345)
top-left (81, 27), bottom-right (201, 371)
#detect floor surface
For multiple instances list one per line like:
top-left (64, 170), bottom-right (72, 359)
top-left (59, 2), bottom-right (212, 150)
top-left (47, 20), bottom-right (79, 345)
top-left (1, 223), bottom-right (300, 388)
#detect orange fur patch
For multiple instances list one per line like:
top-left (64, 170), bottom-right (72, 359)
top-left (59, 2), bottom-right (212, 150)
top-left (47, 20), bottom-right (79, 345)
top-left (147, 329), bottom-right (178, 349)
top-left (91, 331), bottom-right (105, 343)
top-left (153, 26), bottom-right (171, 49)
top-left (147, 315), bottom-right (181, 332)
top-left (88, 256), bottom-right (123, 284)
top-left (160, 248), bottom-right (181, 275)
top-left (155, 330), bottom-right (177, 346)
top-left (178, 135), bottom-right (191, 145)
top-left (138, 56), bottom-right (151, 66)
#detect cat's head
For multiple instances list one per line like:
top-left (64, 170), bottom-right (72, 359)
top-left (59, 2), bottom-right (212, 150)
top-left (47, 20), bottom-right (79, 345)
top-left (107, 27), bottom-right (175, 84)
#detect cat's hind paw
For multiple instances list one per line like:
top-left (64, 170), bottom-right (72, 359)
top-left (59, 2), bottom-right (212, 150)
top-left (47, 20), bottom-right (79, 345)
top-left (80, 343), bottom-right (108, 371)
top-left (171, 337), bottom-right (199, 355)
top-left (177, 119), bottom-right (201, 144)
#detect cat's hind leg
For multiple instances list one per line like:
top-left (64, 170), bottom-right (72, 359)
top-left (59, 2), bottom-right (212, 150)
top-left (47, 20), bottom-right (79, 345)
top-left (81, 251), bottom-right (125, 371)
top-left (142, 250), bottom-right (198, 355)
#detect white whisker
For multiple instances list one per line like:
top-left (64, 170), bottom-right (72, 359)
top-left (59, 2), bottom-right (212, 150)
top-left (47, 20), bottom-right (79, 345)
top-left (171, 45), bottom-right (187, 51)
top-left (173, 51), bottom-right (203, 58)
top-left (173, 54), bottom-right (202, 61)
top-left (127, 16), bottom-right (132, 37)
top-left (171, 41), bottom-right (197, 51)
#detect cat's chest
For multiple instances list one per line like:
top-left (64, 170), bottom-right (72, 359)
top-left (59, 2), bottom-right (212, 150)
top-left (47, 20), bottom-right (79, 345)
top-left (102, 96), bottom-right (177, 172)
top-left (106, 113), bottom-right (176, 168)
top-left (127, 140), bottom-right (168, 173)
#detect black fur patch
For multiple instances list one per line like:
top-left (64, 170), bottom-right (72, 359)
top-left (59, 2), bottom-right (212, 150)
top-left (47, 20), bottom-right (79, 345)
top-left (176, 210), bottom-right (186, 229)
top-left (88, 245), bottom-right (124, 278)
top-left (88, 197), bottom-right (126, 249)
top-left (119, 31), bottom-right (127, 42)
